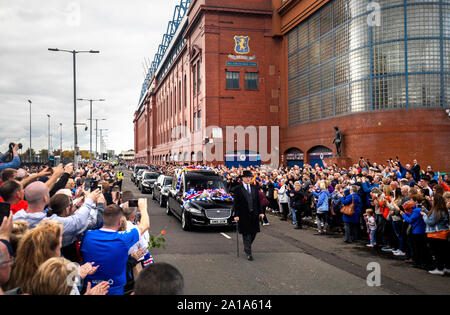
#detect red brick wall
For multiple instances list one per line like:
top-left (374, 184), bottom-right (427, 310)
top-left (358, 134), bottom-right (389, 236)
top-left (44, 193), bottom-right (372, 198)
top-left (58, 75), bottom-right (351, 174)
top-left (280, 108), bottom-right (450, 171)
top-left (203, 7), bottom-right (281, 162)
top-left (135, 0), bottom-right (281, 165)
top-left (134, 109), bottom-right (148, 162)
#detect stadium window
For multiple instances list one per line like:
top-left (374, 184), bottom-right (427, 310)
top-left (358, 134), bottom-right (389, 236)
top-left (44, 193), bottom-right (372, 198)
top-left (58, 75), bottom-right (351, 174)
top-left (245, 72), bottom-right (258, 90)
top-left (226, 71), bottom-right (240, 89)
top-left (193, 64), bottom-right (197, 95)
top-left (197, 61), bottom-right (201, 94)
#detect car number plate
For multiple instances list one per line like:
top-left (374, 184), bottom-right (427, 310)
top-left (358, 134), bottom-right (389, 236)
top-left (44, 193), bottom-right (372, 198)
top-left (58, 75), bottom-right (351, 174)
top-left (210, 219), bottom-right (227, 224)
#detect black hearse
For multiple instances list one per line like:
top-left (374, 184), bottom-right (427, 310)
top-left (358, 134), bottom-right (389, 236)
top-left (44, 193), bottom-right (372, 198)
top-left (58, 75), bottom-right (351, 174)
top-left (166, 169), bottom-right (234, 231)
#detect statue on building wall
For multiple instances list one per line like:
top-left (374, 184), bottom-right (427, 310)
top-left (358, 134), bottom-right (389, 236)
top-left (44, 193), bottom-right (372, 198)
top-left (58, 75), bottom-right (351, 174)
top-left (333, 126), bottom-right (342, 157)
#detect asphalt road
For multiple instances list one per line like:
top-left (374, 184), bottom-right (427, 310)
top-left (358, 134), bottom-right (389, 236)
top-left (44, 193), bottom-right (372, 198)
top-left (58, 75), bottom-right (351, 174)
top-left (120, 168), bottom-right (450, 295)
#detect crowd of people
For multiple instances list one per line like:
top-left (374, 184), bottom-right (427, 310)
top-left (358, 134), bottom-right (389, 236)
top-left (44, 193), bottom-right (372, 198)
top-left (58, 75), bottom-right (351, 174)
top-left (145, 156), bottom-right (450, 275)
top-left (0, 154), bottom-right (184, 295)
top-left (1, 146), bottom-right (449, 295)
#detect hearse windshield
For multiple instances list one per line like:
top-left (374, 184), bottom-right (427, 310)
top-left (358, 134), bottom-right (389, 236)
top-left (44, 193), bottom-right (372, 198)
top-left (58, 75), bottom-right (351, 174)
top-left (184, 174), bottom-right (226, 192)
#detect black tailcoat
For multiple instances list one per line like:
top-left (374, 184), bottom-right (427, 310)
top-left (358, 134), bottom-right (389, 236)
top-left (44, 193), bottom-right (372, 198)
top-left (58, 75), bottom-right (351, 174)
top-left (231, 183), bottom-right (262, 235)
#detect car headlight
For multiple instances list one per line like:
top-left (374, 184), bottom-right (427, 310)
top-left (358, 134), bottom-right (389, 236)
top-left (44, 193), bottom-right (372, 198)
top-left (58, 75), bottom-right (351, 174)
top-left (185, 203), bottom-right (203, 215)
top-left (142, 182), bottom-right (149, 187)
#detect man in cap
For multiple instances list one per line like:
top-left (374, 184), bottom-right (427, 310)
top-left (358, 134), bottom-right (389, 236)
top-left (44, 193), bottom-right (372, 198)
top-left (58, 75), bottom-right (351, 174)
top-left (231, 170), bottom-right (264, 261)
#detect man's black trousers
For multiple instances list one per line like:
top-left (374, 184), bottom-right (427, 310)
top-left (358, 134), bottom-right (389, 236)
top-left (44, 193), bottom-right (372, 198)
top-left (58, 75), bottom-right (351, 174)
top-left (243, 233), bottom-right (257, 256)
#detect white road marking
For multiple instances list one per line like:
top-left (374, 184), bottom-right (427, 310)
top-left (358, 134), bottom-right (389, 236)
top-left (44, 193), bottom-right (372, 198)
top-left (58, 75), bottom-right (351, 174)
top-left (220, 233), bottom-right (232, 239)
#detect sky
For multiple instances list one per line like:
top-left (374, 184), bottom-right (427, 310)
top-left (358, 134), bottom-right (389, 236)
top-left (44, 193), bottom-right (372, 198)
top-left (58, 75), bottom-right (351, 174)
top-left (0, 0), bottom-right (180, 155)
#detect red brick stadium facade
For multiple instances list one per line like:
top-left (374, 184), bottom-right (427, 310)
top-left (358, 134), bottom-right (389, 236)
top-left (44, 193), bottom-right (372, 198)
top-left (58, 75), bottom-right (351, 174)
top-left (134, 0), bottom-right (281, 167)
top-left (134, 0), bottom-right (450, 171)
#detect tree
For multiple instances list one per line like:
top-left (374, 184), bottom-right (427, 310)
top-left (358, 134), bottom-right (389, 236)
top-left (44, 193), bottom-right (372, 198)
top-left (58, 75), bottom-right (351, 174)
top-left (62, 150), bottom-right (75, 160)
top-left (19, 148), bottom-right (36, 158)
top-left (40, 149), bottom-right (49, 160)
top-left (80, 150), bottom-right (91, 160)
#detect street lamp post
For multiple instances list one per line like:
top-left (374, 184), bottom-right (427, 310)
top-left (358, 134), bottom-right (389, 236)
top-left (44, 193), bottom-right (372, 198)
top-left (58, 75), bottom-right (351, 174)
top-left (60, 123), bottom-right (63, 159)
top-left (27, 100), bottom-right (32, 162)
top-left (47, 114), bottom-right (51, 158)
top-left (94, 118), bottom-right (106, 160)
top-left (48, 48), bottom-right (100, 169)
top-left (77, 98), bottom-right (105, 162)
top-left (99, 128), bottom-right (109, 157)
top-left (73, 123), bottom-right (88, 161)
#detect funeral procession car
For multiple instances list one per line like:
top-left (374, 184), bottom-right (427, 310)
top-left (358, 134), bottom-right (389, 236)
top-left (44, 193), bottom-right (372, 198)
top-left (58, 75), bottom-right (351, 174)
top-left (134, 169), bottom-right (147, 187)
top-left (131, 164), bottom-right (149, 183)
top-left (166, 167), bottom-right (235, 231)
top-left (139, 171), bottom-right (161, 194)
top-left (152, 175), bottom-right (173, 207)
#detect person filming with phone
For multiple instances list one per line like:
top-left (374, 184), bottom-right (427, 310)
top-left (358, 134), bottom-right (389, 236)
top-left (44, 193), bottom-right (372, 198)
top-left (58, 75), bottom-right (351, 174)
top-left (0, 143), bottom-right (21, 174)
top-left (81, 198), bottom-right (150, 295)
top-left (13, 181), bottom-right (103, 248)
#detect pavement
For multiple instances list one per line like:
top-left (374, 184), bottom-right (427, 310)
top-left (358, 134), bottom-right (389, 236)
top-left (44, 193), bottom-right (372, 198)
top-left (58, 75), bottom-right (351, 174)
top-left (120, 167), bottom-right (450, 295)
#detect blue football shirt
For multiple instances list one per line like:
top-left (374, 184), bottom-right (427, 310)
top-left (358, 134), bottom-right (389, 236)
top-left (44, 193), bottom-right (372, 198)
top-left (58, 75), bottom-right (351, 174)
top-left (81, 228), bottom-right (140, 295)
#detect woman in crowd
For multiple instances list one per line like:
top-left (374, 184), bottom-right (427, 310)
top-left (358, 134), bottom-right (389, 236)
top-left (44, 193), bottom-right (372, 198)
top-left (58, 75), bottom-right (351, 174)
top-left (312, 181), bottom-right (330, 235)
top-left (277, 179), bottom-right (290, 221)
top-left (388, 188), bottom-right (406, 256)
top-left (370, 188), bottom-right (384, 246)
top-left (65, 178), bottom-right (76, 196)
top-left (6, 220), bottom-right (64, 294)
top-left (9, 220), bottom-right (28, 257)
top-left (340, 186), bottom-right (362, 243)
top-left (378, 187), bottom-right (394, 252)
top-left (30, 257), bottom-right (109, 295)
top-left (330, 184), bottom-right (343, 232)
top-left (401, 196), bottom-right (432, 270)
top-left (444, 191), bottom-right (450, 209)
top-left (266, 176), bottom-right (279, 214)
top-left (421, 193), bottom-right (449, 275)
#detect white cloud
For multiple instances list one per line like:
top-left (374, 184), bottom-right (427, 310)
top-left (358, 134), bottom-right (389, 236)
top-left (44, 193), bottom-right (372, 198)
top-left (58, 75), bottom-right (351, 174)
top-left (0, 0), bottom-right (180, 154)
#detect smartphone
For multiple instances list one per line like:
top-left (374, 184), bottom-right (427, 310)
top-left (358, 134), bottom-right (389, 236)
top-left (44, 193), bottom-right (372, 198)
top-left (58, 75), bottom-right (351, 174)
top-left (84, 178), bottom-right (92, 191)
top-left (0, 202), bottom-right (11, 224)
top-left (128, 199), bottom-right (139, 207)
top-left (90, 180), bottom-right (99, 192)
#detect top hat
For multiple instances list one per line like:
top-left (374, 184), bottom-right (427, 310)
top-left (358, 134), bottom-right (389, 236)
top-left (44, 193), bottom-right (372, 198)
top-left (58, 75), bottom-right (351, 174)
top-left (240, 170), bottom-right (253, 178)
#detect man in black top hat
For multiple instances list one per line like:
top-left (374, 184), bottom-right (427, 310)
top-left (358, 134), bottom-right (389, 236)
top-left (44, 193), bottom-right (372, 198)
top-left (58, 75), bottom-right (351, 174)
top-left (231, 170), bottom-right (264, 261)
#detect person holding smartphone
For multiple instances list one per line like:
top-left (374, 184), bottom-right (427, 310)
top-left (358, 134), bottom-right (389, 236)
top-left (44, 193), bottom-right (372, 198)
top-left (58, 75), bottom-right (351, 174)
top-left (13, 181), bottom-right (102, 247)
top-left (81, 199), bottom-right (150, 295)
top-left (0, 143), bottom-right (20, 174)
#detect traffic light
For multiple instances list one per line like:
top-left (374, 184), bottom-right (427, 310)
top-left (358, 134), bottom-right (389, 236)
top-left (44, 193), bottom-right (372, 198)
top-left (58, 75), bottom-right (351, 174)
top-left (102, 153), bottom-right (108, 160)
